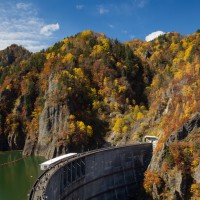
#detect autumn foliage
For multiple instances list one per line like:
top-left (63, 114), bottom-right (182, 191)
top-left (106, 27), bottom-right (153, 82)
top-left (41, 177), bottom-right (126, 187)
top-left (144, 170), bottom-right (161, 193)
top-left (0, 31), bottom-right (199, 198)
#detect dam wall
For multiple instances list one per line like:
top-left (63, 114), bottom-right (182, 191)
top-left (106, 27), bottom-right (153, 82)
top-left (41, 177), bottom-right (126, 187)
top-left (44, 143), bottom-right (152, 200)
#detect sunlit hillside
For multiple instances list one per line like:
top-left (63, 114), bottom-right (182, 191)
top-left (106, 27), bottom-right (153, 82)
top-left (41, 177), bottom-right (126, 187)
top-left (0, 29), bottom-right (199, 199)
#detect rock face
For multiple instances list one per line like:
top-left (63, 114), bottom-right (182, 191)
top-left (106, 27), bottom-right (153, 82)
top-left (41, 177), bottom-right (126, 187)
top-left (23, 74), bottom-right (70, 158)
top-left (0, 95), bottom-right (26, 151)
top-left (148, 113), bottom-right (200, 199)
top-left (7, 128), bottom-right (25, 150)
top-left (34, 103), bottom-right (69, 158)
top-left (167, 112), bottom-right (200, 143)
top-left (194, 164), bottom-right (200, 183)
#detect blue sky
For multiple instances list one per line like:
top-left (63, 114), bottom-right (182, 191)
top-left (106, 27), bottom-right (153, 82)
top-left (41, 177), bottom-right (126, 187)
top-left (0, 0), bottom-right (199, 52)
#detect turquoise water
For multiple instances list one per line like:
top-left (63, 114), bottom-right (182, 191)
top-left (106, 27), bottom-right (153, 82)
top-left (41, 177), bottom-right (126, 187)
top-left (0, 151), bottom-right (46, 200)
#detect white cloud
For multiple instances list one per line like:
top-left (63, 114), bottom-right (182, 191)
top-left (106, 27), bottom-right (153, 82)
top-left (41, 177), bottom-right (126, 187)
top-left (0, 2), bottom-right (60, 52)
top-left (0, 39), bottom-right (47, 52)
top-left (109, 24), bottom-right (114, 29)
top-left (40, 23), bottom-right (60, 36)
top-left (76, 5), bottom-right (84, 10)
top-left (145, 31), bottom-right (165, 42)
top-left (134, 0), bottom-right (147, 8)
top-left (16, 2), bottom-right (31, 10)
top-left (98, 6), bottom-right (109, 15)
top-left (96, 2), bottom-right (146, 17)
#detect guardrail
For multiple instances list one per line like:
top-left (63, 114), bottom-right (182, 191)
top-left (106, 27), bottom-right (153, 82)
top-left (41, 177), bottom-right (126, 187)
top-left (28, 155), bottom-right (78, 200)
top-left (28, 165), bottom-right (51, 199)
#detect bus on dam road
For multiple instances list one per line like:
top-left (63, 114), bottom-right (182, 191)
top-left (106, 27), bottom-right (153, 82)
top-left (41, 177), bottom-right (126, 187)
top-left (40, 153), bottom-right (77, 170)
top-left (143, 135), bottom-right (158, 149)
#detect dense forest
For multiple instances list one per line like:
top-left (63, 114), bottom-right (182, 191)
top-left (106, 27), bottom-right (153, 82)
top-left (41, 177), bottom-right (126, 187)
top-left (0, 30), bottom-right (199, 199)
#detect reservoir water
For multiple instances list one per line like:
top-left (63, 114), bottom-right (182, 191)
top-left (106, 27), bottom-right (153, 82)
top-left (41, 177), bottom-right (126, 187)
top-left (0, 151), bottom-right (46, 200)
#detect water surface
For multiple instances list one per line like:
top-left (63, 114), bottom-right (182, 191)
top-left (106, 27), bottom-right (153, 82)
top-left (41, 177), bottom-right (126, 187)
top-left (0, 151), bottom-right (46, 200)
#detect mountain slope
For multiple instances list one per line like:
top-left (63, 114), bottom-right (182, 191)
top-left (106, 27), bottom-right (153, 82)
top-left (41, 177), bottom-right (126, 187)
top-left (0, 44), bottom-right (31, 67)
top-left (127, 31), bottom-right (200, 199)
top-left (0, 30), bottom-right (199, 199)
top-left (0, 31), bottom-right (151, 157)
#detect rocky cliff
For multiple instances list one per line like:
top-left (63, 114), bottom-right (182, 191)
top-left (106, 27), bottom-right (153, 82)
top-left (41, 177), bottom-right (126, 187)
top-left (145, 113), bottom-right (200, 199)
top-left (23, 74), bottom-right (70, 158)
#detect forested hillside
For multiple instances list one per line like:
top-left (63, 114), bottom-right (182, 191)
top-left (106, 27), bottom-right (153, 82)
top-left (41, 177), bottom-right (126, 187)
top-left (0, 30), bottom-right (199, 199)
top-left (0, 30), bottom-right (151, 157)
top-left (127, 31), bottom-right (200, 199)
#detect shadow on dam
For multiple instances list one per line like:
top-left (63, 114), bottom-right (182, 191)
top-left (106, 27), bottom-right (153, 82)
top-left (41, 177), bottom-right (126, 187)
top-left (43, 143), bottom-right (152, 200)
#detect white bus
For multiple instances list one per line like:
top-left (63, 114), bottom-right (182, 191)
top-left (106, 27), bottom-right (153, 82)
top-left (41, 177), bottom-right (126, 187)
top-left (144, 135), bottom-right (158, 149)
top-left (40, 153), bottom-right (77, 170)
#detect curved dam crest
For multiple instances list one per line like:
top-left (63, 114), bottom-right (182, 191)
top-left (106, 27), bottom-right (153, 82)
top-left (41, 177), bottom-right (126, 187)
top-left (30, 143), bottom-right (152, 200)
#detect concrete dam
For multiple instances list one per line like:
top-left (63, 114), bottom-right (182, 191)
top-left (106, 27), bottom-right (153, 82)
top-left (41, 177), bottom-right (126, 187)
top-left (29, 143), bottom-right (152, 200)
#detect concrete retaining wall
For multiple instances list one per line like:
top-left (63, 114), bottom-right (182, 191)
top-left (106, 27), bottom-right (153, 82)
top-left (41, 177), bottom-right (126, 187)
top-left (45, 143), bottom-right (152, 200)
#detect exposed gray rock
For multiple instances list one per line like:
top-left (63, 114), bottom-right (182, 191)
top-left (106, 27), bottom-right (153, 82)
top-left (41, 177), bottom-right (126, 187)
top-left (7, 97), bottom-right (25, 150)
top-left (167, 112), bottom-right (200, 144)
top-left (34, 98), bottom-right (70, 158)
top-left (163, 98), bottom-right (172, 115)
top-left (7, 129), bottom-right (25, 150)
top-left (23, 135), bottom-right (36, 156)
top-left (23, 74), bottom-right (70, 158)
top-left (36, 74), bottom-right (70, 158)
top-left (149, 143), bottom-right (167, 172)
top-left (149, 112), bottom-right (200, 199)
top-left (167, 170), bottom-right (186, 199)
top-left (194, 164), bottom-right (200, 183)
top-left (152, 184), bottom-right (160, 200)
